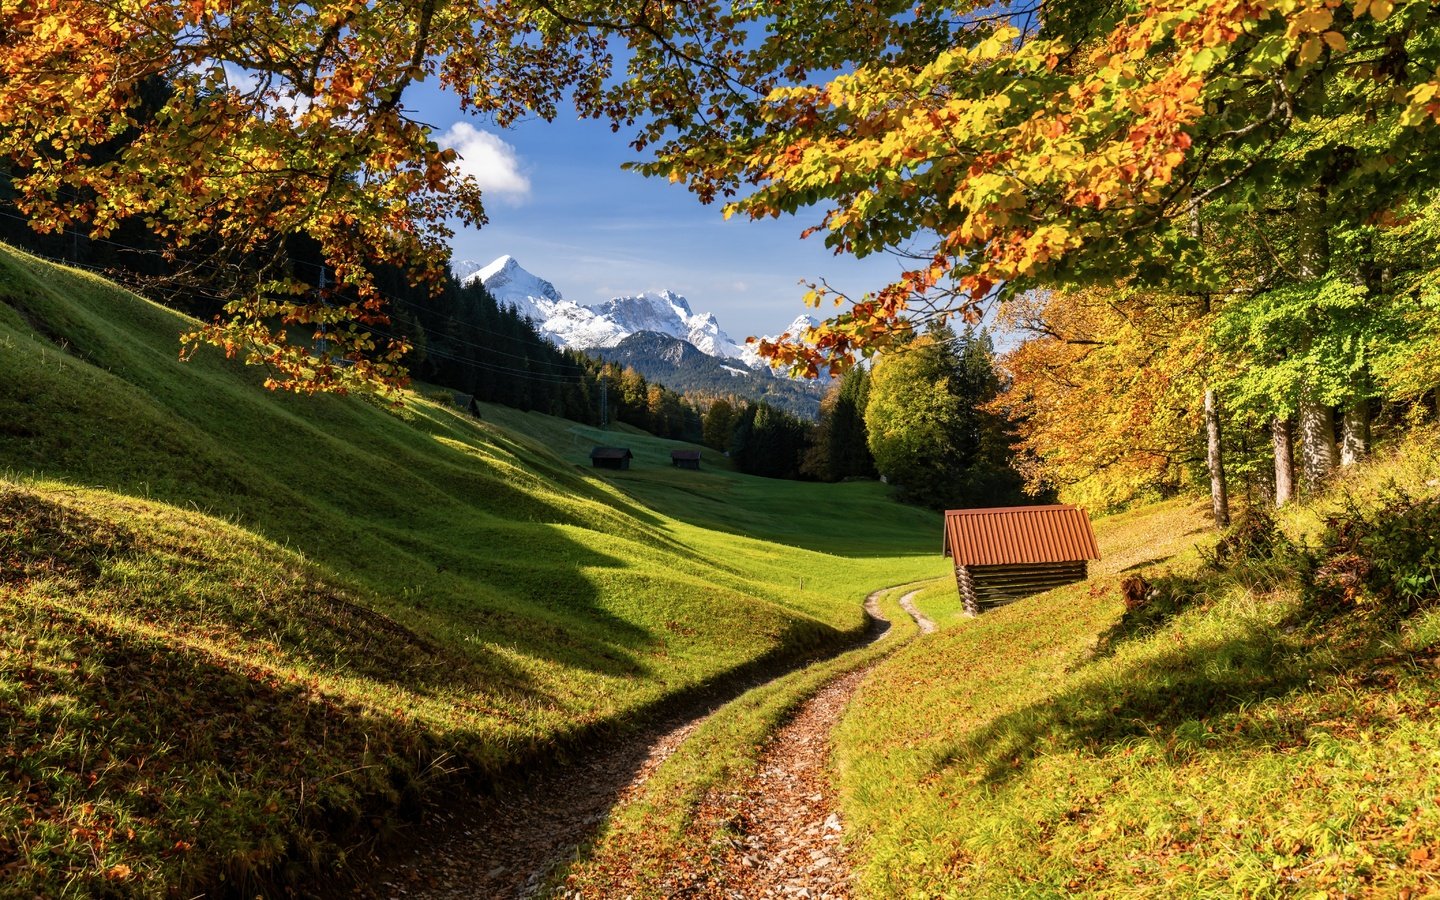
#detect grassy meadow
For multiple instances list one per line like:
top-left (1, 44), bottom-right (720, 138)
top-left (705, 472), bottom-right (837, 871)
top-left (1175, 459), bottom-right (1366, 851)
top-left (834, 437), bottom-right (1440, 898)
top-left (0, 242), bottom-right (944, 895)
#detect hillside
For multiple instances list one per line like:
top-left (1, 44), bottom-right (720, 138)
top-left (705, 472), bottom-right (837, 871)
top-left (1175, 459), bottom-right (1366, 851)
top-left (833, 437), bottom-right (1440, 897)
top-left (592, 331), bottom-right (827, 420)
top-left (0, 242), bottom-right (943, 895)
top-left (550, 444), bottom-right (1440, 897)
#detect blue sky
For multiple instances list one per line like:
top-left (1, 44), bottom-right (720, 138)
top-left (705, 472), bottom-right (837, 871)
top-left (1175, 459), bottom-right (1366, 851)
top-left (404, 82), bottom-right (911, 341)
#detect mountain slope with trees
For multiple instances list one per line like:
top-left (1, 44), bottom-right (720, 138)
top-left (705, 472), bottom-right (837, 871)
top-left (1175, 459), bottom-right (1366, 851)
top-left (594, 331), bottom-right (827, 420)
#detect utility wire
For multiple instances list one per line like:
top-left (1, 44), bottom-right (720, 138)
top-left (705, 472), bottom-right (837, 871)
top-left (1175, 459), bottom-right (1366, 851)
top-left (0, 207), bottom-right (572, 354)
top-left (0, 210), bottom-right (595, 384)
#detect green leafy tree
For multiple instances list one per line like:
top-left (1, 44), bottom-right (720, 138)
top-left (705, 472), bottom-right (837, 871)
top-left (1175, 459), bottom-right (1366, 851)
top-left (866, 330), bottom-right (1022, 508)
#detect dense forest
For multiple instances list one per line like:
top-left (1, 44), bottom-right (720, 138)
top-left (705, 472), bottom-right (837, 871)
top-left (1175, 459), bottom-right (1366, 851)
top-left (594, 330), bottom-right (827, 420)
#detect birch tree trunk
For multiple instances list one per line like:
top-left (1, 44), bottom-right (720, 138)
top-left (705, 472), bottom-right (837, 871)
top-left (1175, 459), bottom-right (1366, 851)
top-left (1192, 202), bottom-right (1230, 528)
top-left (1272, 416), bottom-right (1295, 507)
top-left (1205, 388), bottom-right (1230, 527)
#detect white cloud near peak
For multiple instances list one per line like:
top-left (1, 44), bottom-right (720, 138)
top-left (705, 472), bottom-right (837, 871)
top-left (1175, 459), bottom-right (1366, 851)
top-left (436, 122), bottom-right (531, 203)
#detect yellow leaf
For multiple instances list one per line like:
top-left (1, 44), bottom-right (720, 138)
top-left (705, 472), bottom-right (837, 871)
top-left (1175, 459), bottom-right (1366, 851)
top-left (1371, 0), bottom-right (1393, 20)
top-left (1323, 31), bottom-right (1346, 52)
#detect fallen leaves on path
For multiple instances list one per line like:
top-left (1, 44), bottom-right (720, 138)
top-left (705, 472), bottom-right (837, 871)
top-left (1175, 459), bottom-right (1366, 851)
top-left (696, 666), bottom-right (870, 899)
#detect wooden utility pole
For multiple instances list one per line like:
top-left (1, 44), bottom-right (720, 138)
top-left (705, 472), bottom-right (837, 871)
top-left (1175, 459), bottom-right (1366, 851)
top-left (599, 375), bottom-right (608, 428)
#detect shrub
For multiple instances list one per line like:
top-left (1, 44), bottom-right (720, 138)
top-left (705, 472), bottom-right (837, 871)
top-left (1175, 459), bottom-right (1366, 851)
top-left (1204, 506), bottom-right (1300, 589)
top-left (1308, 485), bottom-right (1440, 616)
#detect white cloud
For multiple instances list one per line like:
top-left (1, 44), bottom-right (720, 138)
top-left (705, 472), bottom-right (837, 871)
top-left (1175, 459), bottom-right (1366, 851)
top-left (436, 122), bottom-right (531, 203)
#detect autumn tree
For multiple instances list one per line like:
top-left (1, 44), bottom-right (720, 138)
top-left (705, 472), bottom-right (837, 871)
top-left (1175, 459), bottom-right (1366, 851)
top-left (629, 1), bottom-right (1440, 378)
top-left (0, 0), bottom-right (799, 391)
top-left (996, 287), bottom-right (1209, 510)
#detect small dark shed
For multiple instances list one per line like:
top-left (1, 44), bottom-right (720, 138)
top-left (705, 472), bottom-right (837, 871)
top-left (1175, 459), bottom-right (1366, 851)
top-left (590, 447), bottom-right (634, 470)
top-left (943, 505), bottom-right (1100, 615)
top-left (451, 392), bottom-right (481, 417)
top-left (670, 449), bottom-right (702, 470)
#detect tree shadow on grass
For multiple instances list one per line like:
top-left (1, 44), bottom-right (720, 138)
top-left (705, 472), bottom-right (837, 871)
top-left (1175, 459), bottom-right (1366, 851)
top-left (1118, 555), bottom-right (1173, 573)
top-left (0, 597), bottom-right (462, 899)
top-left (936, 612), bottom-right (1394, 789)
top-left (2, 485), bottom-right (858, 900)
top-left (1086, 571), bottom-right (1213, 661)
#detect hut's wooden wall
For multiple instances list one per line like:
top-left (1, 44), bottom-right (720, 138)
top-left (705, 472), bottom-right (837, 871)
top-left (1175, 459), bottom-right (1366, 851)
top-left (955, 561), bottom-right (1088, 613)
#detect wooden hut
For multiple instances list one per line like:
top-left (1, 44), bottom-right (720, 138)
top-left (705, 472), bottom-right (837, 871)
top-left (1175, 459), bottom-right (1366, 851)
top-left (943, 505), bottom-right (1100, 615)
top-left (670, 449), bottom-right (702, 470)
top-left (451, 392), bottom-right (481, 417)
top-left (590, 447), bottom-right (634, 470)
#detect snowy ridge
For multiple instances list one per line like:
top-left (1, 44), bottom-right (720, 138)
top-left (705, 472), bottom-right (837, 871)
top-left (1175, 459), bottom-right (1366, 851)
top-left (738, 314), bottom-right (819, 370)
top-left (453, 255), bottom-right (789, 370)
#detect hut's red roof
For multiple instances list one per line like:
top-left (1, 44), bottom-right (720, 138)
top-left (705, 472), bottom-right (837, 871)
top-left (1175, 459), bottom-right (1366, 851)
top-left (943, 505), bottom-right (1100, 566)
top-left (670, 449), bottom-right (702, 460)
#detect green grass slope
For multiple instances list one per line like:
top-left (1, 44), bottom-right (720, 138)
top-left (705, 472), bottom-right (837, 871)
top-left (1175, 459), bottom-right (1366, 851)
top-left (472, 402), bottom-right (929, 556)
top-left (835, 441), bottom-right (1440, 898)
top-left (0, 242), bottom-right (943, 895)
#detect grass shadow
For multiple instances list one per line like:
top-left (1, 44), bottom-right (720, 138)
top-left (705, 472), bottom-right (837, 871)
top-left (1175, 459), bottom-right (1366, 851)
top-left (937, 609), bottom-right (1400, 790)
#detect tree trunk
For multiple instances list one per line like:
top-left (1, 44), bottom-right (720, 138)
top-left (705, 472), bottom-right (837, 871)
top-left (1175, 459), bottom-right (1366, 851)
top-left (1294, 187), bottom-right (1335, 491)
top-left (1340, 399), bottom-right (1370, 466)
top-left (1272, 416), bottom-right (1295, 507)
top-left (1296, 188), bottom-right (1330, 280)
top-left (1205, 388), bottom-right (1230, 528)
top-left (1298, 397), bottom-right (1338, 493)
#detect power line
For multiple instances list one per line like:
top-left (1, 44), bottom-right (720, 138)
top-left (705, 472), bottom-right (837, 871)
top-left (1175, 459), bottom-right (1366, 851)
top-left (0, 206), bottom-right (566, 354)
top-left (0, 210), bottom-right (596, 384)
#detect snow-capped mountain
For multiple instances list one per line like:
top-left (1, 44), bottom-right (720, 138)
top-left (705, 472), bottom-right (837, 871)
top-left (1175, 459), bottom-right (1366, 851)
top-left (595, 332), bottom-right (827, 419)
top-left (591, 291), bottom-right (749, 360)
top-left (450, 258), bottom-right (488, 284)
top-left (454, 255), bottom-right (764, 368)
top-left (468, 255), bottom-right (564, 322)
top-left (738, 314), bottom-right (819, 369)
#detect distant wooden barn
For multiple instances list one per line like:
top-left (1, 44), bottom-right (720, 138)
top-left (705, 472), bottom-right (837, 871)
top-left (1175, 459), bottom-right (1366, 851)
top-left (670, 449), bottom-right (702, 470)
top-left (943, 505), bottom-right (1100, 615)
top-left (451, 392), bottom-right (481, 418)
top-left (590, 447), bottom-right (634, 470)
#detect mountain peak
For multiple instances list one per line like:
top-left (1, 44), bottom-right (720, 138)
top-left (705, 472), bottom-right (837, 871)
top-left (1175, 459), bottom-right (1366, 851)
top-left (783, 314), bottom-right (818, 336)
top-left (449, 252), bottom-right (810, 373)
top-left (474, 254), bottom-right (521, 283)
top-left (646, 289), bottom-right (692, 316)
top-left (450, 258), bottom-right (487, 283)
top-left (471, 255), bottom-right (564, 313)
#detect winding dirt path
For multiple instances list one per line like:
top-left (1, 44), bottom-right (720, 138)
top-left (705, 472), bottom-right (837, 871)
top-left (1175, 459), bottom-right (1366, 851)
top-left (899, 588), bottom-right (936, 635)
top-left (344, 584), bottom-right (926, 899)
top-left (687, 588), bottom-right (930, 899)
